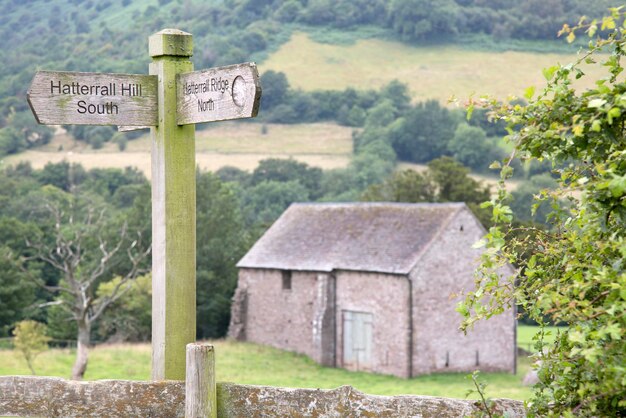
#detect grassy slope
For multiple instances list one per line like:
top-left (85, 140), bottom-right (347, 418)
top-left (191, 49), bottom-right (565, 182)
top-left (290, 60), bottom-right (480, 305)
top-left (3, 122), bottom-right (354, 177)
top-left (260, 32), bottom-right (604, 103)
top-left (1, 327), bottom-right (542, 400)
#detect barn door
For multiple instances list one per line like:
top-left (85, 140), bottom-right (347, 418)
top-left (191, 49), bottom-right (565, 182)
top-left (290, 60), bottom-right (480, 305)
top-left (342, 310), bottom-right (373, 371)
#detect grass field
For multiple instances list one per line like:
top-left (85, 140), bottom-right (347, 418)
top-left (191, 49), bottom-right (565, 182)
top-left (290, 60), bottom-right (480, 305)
top-left (2, 122), bottom-right (354, 178)
top-left (0, 326), bottom-right (551, 401)
top-left (517, 325), bottom-right (564, 353)
top-left (259, 32), bottom-right (605, 103)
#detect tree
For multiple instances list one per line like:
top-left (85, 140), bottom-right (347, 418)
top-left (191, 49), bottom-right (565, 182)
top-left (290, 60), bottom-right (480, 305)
top-left (215, 166), bottom-right (251, 184)
top-left (96, 274), bottom-right (151, 342)
top-left (0, 248), bottom-right (37, 336)
top-left (460, 11), bottom-right (626, 416)
top-left (389, 100), bottom-right (458, 163)
top-left (388, 0), bottom-right (459, 41)
top-left (427, 157), bottom-right (490, 205)
top-left (274, 0), bottom-right (302, 22)
top-left (12, 320), bottom-right (50, 375)
top-left (36, 161), bottom-right (87, 192)
top-left (361, 169), bottom-right (435, 203)
top-left (14, 187), bottom-right (150, 380)
top-left (361, 158), bottom-right (491, 225)
top-left (319, 167), bottom-right (361, 202)
top-left (0, 127), bottom-right (26, 156)
top-left (196, 172), bottom-right (250, 339)
top-left (509, 173), bottom-right (557, 224)
top-left (259, 70), bottom-right (290, 109)
top-left (448, 123), bottom-right (496, 171)
top-left (250, 158), bottom-right (322, 199)
top-left (242, 180), bottom-right (309, 226)
top-left (380, 80), bottom-right (411, 113)
top-left (364, 99), bottom-right (399, 129)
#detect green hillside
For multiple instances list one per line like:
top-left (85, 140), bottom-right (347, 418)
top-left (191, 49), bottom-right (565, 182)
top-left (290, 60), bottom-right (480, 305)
top-left (260, 32), bottom-right (606, 103)
top-left (0, 0), bottom-right (616, 164)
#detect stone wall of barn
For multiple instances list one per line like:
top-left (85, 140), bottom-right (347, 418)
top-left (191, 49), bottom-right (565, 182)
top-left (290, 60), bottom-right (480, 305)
top-left (231, 269), bottom-right (412, 377)
top-left (233, 268), bottom-right (335, 364)
top-left (335, 271), bottom-right (411, 378)
top-left (409, 208), bottom-right (516, 375)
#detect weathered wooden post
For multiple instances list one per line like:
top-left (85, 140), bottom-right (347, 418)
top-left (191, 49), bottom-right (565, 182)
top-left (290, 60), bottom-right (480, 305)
top-left (185, 343), bottom-right (216, 418)
top-left (149, 29), bottom-right (196, 381)
top-left (27, 28), bottom-right (261, 383)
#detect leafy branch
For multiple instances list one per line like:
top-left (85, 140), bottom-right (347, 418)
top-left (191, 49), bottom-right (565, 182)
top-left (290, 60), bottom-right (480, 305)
top-left (460, 7), bottom-right (626, 417)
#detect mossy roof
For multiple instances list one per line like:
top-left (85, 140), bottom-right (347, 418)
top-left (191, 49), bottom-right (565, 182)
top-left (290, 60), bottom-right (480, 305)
top-left (237, 202), bottom-right (469, 275)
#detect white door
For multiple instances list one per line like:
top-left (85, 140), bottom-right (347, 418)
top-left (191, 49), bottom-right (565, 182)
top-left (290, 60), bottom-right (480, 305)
top-left (343, 310), bottom-right (373, 371)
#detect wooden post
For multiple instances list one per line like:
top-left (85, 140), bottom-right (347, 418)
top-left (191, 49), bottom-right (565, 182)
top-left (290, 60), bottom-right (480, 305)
top-left (150, 29), bottom-right (196, 381)
top-left (26, 29), bottom-right (261, 383)
top-left (185, 343), bottom-right (216, 418)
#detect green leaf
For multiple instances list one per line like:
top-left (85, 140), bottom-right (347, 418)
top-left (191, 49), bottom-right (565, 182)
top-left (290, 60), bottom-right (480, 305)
top-left (568, 330), bottom-right (585, 344)
top-left (573, 125), bottom-right (584, 136)
top-left (566, 32), bottom-right (576, 43)
top-left (501, 165), bottom-right (514, 179)
top-left (542, 65), bottom-right (559, 81)
top-left (591, 119), bottom-right (602, 132)
top-left (466, 103), bottom-right (474, 121)
top-left (455, 301), bottom-right (469, 317)
top-left (605, 323), bottom-right (622, 340)
top-left (472, 239), bottom-right (487, 249)
top-left (524, 86), bottom-right (536, 100)
top-left (607, 107), bottom-right (621, 124)
top-left (602, 16), bottom-right (616, 30)
top-left (608, 175), bottom-right (626, 197)
top-left (588, 98), bottom-right (607, 108)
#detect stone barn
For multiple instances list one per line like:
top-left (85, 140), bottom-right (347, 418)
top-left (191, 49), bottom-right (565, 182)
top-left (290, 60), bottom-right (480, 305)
top-left (228, 202), bottom-right (516, 378)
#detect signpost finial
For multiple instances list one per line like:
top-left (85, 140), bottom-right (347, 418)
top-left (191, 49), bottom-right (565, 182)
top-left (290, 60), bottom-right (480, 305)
top-left (149, 29), bottom-right (193, 58)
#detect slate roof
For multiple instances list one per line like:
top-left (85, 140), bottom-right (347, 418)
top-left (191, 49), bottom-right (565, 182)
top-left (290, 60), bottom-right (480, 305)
top-left (237, 202), bottom-right (469, 275)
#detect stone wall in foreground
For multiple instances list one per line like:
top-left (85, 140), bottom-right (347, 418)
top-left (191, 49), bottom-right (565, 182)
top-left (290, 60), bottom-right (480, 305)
top-left (0, 375), bottom-right (525, 417)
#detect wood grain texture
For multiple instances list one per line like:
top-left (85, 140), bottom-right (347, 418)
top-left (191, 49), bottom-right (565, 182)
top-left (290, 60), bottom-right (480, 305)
top-left (28, 71), bottom-right (157, 126)
top-left (185, 343), bottom-right (216, 418)
top-left (149, 29), bottom-right (193, 58)
top-left (118, 125), bottom-right (150, 132)
top-left (176, 62), bottom-right (261, 125)
top-left (150, 31), bottom-right (196, 381)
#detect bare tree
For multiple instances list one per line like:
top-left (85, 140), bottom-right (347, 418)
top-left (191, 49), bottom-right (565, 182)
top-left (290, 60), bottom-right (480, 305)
top-left (14, 193), bottom-right (150, 380)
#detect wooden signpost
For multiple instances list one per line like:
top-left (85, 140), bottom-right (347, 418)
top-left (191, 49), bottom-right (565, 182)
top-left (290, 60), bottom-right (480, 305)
top-left (27, 71), bottom-right (158, 126)
top-left (27, 29), bottom-right (261, 385)
top-left (177, 63), bottom-right (261, 125)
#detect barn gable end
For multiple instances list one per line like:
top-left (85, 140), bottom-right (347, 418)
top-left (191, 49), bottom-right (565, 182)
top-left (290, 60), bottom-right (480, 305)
top-left (408, 208), bottom-right (516, 375)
